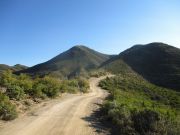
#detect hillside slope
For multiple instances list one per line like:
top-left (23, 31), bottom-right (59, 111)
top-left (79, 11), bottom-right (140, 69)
top-left (0, 64), bottom-right (28, 73)
top-left (20, 45), bottom-right (111, 78)
top-left (102, 42), bottom-right (180, 91)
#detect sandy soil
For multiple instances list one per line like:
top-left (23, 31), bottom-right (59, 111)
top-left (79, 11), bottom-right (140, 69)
top-left (0, 76), bottom-right (110, 135)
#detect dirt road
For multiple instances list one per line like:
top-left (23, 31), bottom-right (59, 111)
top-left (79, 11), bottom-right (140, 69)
top-left (0, 77), bottom-right (109, 135)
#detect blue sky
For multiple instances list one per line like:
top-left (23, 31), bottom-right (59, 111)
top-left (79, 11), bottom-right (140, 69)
top-left (0, 0), bottom-right (180, 66)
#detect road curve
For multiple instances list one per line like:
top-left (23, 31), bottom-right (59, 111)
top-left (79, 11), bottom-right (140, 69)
top-left (0, 76), bottom-right (109, 135)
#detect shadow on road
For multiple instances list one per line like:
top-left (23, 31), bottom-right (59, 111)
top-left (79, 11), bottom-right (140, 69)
top-left (81, 103), bottom-right (111, 135)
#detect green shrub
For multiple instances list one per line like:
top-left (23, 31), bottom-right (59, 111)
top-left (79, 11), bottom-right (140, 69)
top-left (0, 93), bottom-right (17, 120)
top-left (61, 80), bottom-right (79, 93)
top-left (66, 86), bottom-right (78, 93)
top-left (60, 78), bottom-right (89, 93)
top-left (60, 81), bottom-right (69, 93)
top-left (35, 76), bottom-right (61, 98)
top-left (101, 101), bottom-right (136, 134)
top-left (0, 70), bottom-right (16, 88)
top-left (77, 78), bottom-right (89, 93)
top-left (17, 74), bottom-right (33, 94)
top-left (32, 82), bottom-right (46, 99)
top-left (132, 110), bottom-right (166, 135)
top-left (68, 80), bottom-right (79, 88)
top-left (5, 85), bottom-right (25, 100)
top-left (0, 71), bottom-right (89, 99)
top-left (89, 69), bottom-right (108, 78)
top-left (99, 74), bottom-right (180, 134)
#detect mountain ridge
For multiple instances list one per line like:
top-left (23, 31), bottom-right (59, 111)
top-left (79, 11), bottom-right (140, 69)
top-left (19, 45), bottom-right (112, 78)
top-left (102, 42), bottom-right (180, 91)
top-left (12, 42), bottom-right (180, 90)
top-left (0, 64), bottom-right (28, 73)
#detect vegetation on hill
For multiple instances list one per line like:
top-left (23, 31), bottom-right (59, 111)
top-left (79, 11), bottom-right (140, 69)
top-left (99, 73), bottom-right (180, 135)
top-left (88, 69), bottom-right (109, 78)
top-left (0, 64), bottom-right (12, 72)
top-left (13, 64), bottom-right (28, 71)
top-left (0, 64), bottom-right (28, 74)
top-left (0, 70), bottom-right (89, 121)
top-left (101, 59), bottom-right (134, 75)
top-left (102, 42), bottom-right (180, 91)
top-left (19, 45), bottom-right (112, 78)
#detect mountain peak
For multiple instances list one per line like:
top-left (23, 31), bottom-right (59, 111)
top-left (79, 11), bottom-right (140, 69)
top-left (70, 45), bottom-right (89, 52)
top-left (146, 42), bottom-right (168, 46)
top-left (19, 45), bottom-right (111, 78)
top-left (71, 44), bottom-right (87, 48)
top-left (130, 42), bottom-right (169, 49)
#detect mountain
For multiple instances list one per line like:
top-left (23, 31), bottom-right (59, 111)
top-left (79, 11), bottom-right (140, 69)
top-left (102, 42), bottom-right (180, 91)
top-left (0, 64), bottom-right (12, 72)
top-left (0, 64), bottom-right (28, 73)
top-left (13, 64), bottom-right (28, 71)
top-left (19, 45), bottom-right (112, 78)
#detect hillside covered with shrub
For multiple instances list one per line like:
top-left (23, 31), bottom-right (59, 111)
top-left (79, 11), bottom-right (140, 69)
top-left (99, 73), bottom-right (180, 135)
top-left (0, 64), bottom-right (28, 74)
top-left (102, 42), bottom-right (180, 91)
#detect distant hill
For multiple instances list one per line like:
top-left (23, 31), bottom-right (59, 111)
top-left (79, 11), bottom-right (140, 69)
top-left (0, 64), bottom-right (28, 73)
top-left (102, 42), bottom-right (180, 91)
top-left (0, 64), bottom-right (12, 73)
top-left (13, 64), bottom-right (28, 71)
top-left (19, 45), bottom-right (112, 78)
